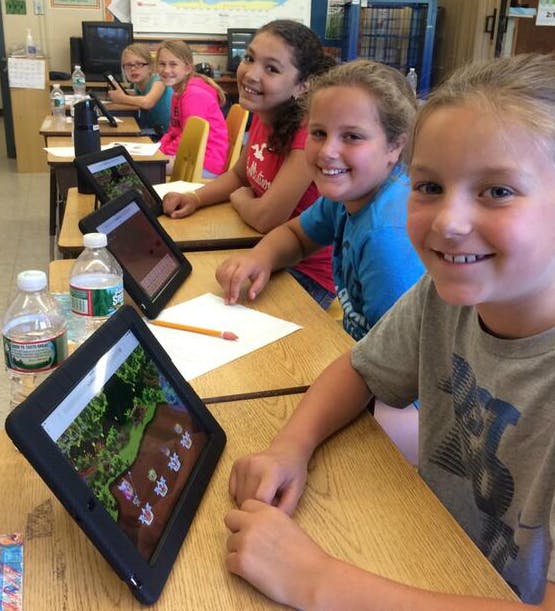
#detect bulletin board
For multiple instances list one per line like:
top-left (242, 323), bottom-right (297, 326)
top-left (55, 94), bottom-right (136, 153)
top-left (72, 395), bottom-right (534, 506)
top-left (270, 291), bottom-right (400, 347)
top-left (130, 0), bottom-right (311, 36)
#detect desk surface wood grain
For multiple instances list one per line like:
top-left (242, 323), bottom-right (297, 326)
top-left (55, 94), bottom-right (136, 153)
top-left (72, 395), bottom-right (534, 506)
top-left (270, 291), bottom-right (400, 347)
top-left (0, 395), bottom-right (516, 609)
top-left (40, 115), bottom-right (142, 138)
top-left (49, 251), bottom-right (354, 402)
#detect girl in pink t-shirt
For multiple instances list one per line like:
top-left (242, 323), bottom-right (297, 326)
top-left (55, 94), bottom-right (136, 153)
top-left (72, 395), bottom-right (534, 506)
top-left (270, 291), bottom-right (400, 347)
top-left (157, 40), bottom-right (228, 177)
top-left (162, 21), bottom-right (336, 307)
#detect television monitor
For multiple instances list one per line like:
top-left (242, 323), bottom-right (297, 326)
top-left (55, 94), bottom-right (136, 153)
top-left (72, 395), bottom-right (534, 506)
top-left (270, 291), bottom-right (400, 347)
top-left (81, 21), bottom-right (133, 81)
top-left (227, 29), bottom-right (256, 73)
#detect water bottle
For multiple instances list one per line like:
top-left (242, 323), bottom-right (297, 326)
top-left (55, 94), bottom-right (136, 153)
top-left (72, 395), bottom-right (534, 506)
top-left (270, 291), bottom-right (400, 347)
top-left (72, 64), bottom-right (87, 101)
top-left (69, 233), bottom-right (124, 345)
top-left (25, 28), bottom-right (36, 57)
top-left (50, 84), bottom-right (66, 120)
top-left (3, 270), bottom-right (68, 410)
top-left (406, 67), bottom-right (418, 95)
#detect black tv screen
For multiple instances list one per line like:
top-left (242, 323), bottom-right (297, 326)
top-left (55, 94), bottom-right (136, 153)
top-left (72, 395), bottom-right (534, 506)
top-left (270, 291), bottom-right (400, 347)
top-left (81, 21), bottom-right (133, 81)
top-left (227, 29), bottom-right (256, 73)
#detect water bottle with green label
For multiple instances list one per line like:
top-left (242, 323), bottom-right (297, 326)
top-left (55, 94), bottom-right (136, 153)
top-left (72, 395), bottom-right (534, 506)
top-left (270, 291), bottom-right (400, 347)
top-left (70, 233), bottom-right (124, 345)
top-left (3, 270), bottom-right (68, 410)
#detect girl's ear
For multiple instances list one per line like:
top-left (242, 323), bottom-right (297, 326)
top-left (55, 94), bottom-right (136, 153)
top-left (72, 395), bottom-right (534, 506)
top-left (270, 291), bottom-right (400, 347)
top-left (292, 79), bottom-right (309, 99)
top-left (389, 133), bottom-right (408, 157)
top-left (386, 133), bottom-right (409, 166)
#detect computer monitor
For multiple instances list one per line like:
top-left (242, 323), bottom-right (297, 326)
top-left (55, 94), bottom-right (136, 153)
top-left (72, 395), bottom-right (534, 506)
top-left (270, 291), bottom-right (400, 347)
top-left (227, 29), bottom-right (256, 73)
top-left (81, 21), bottom-right (133, 81)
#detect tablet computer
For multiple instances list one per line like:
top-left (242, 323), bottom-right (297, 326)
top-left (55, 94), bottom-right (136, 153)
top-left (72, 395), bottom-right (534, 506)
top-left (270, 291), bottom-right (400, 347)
top-left (89, 91), bottom-right (118, 127)
top-left (79, 189), bottom-right (192, 318)
top-left (5, 305), bottom-right (226, 605)
top-left (104, 71), bottom-right (128, 94)
top-left (73, 145), bottom-right (163, 216)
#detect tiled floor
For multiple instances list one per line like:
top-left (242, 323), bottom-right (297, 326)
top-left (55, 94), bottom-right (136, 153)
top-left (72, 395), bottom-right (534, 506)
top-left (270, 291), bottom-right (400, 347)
top-left (0, 119), bottom-right (51, 423)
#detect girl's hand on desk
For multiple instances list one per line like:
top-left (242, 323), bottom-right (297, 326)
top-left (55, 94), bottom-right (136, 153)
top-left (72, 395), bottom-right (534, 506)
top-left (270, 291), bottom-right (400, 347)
top-left (229, 444), bottom-right (308, 516)
top-left (162, 192), bottom-right (199, 218)
top-left (215, 254), bottom-right (271, 304)
top-left (225, 499), bottom-right (330, 609)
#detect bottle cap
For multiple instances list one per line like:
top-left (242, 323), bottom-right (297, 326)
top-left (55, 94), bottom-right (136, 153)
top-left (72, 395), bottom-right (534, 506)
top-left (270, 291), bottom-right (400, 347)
top-left (17, 270), bottom-right (47, 292)
top-left (52, 83), bottom-right (59, 88)
top-left (83, 232), bottom-right (107, 248)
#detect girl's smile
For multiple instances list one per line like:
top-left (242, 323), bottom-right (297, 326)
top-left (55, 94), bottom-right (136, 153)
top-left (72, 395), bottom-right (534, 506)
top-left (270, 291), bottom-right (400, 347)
top-left (306, 85), bottom-right (404, 214)
top-left (408, 103), bottom-right (555, 337)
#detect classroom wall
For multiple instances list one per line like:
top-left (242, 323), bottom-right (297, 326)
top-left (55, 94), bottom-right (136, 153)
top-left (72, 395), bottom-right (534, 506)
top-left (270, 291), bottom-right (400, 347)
top-left (2, 0), bottom-right (225, 76)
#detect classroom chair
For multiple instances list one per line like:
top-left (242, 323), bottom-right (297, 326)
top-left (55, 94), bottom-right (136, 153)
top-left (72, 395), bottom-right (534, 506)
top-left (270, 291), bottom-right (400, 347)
top-left (170, 116), bottom-right (210, 182)
top-left (224, 104), bottom-right (249, 171)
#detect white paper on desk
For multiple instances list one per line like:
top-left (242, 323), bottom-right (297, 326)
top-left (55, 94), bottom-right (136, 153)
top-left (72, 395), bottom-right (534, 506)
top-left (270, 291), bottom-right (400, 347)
top-left (44, 146), bottom-right (75, 158)
top-left (153, 181), bottom-right (204, 198)
top-left (44, 141), bottom-right (160, 158)
top-left (146, 293), bottom-right (302, 381)
top-left (98, 116), bottom-right (123, 124)
top-left (103, 141), bottom-right (161, 156)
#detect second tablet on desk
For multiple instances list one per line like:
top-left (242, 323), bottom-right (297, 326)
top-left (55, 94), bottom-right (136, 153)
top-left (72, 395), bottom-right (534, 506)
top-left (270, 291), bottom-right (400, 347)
top-left (79, 189), bottom-right (192, 318)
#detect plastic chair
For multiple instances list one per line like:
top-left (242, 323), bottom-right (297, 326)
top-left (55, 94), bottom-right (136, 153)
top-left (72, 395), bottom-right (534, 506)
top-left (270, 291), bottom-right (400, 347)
top-left (224, 104), bottom-right (249, 171)
top-left (170, 116), bottom-right (210, 182)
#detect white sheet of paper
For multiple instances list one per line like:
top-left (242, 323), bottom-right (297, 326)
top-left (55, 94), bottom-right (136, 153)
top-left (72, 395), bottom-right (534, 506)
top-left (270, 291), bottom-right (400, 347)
top-left (153, 181), bottom-right (204, 198)
top-left (44, 146), bottom-right (75, 158)
top-left (44, 141), bottom-right (161, 158)
top-left (103, 141), bottom-right (161, 156)
top-left (8, 57), bottom-right (45, 89)
top-left (97, 116), bottom-right (123, 124)
top-left (146, 293), bottom-right (302, 381)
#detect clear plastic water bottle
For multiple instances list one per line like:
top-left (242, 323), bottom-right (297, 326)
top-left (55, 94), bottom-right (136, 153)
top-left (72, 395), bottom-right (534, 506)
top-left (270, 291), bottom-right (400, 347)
top-left (72, 64), bottom-right (87, 101)
top-left (2, 270), bottom-right (68, 410)
top-left (50, 84), bottom-right (66, 120)
top-left (69, 233), bottom-right (124, 345)
top-left (406, 67), bottom-right (418, 95)
top-left (25, 28), bottom-right (37, 57)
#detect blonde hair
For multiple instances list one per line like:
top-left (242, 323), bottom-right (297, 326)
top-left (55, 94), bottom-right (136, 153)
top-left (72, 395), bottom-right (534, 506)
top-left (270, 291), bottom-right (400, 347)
top-left (156, 39), bottom-right (226, 106)
top-left (411, 53), bottom-right (555, 160)
top-left (305, 59), bottom-right (417, 162)
top-left (122, 43), bottom-right (154, 69)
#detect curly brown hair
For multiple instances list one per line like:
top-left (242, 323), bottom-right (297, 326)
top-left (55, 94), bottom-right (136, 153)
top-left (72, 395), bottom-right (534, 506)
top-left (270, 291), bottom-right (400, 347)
top-left (254, 20), bottom-right (336, 155)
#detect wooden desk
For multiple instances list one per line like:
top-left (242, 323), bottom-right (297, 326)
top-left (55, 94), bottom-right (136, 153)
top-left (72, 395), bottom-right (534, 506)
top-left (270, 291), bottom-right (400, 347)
top-left (57, 188), bottom-right (262, 258)
top-left (49, 251), bottom-right (354, 402)
top-left (0, 395), bottom-right (516, 609)
top-left (46, 137), bottom-right (169, 237)
top-left (40, 115), bottom-right (142, 142)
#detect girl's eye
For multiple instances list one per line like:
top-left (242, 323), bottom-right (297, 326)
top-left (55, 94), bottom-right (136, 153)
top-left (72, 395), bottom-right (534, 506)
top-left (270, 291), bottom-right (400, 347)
top-left (482, 185), bottom-right (515, 199)
top-left (265, 65), bottom-right (280, 74)
top-left (343, 133), bottom-right (363, 142)
top-left (242, 54), bottom-right (253, 63)
top-left (309, 129), bottom-right (326, 140)
top-left (414, 182), bottom-right (442, 195)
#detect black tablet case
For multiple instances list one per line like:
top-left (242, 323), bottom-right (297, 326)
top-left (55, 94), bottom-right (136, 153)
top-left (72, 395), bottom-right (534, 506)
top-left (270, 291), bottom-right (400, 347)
top-left (73, 145), bottom-right (164, 216)
top-left (5, 305), bottom-right (226, 605)
top-left (79, 189), bottom-right (192, 319)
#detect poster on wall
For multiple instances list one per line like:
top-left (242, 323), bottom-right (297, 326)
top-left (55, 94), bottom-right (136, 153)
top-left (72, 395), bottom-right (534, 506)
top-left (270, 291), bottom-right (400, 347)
top-left (536, 0), bottom-right (555, 25)
top-left (130, 0), bottom-right (311, 35)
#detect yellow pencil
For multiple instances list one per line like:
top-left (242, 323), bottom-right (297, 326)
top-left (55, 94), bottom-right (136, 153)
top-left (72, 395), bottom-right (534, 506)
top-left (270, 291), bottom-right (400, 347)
top-left (150, 319), bottom-right (239, 341)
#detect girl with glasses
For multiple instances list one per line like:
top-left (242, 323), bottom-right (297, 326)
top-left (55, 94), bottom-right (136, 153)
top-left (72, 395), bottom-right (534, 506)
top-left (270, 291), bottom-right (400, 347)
top-left (107, 43), bottom-right (172, 139)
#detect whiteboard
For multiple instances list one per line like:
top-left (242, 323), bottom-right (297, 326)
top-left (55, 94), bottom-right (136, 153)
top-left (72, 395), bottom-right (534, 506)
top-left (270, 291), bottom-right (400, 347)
top-left (130, 0), bottom-right (311, 36)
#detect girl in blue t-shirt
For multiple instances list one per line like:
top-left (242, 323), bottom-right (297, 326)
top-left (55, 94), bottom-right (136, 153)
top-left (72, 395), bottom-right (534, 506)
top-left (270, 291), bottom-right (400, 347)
top-left (107, 43), bottom-right (172, 138)
top-left (216, 59), bottom-right (425, 340)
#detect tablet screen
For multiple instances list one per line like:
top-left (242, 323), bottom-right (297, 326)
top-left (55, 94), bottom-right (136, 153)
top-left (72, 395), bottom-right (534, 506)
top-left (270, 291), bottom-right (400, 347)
top-left (42, 329), bottom-right (208, 561)
top-left (85, 153), bottom-right (160, 214)
top-left (95, 199), bottom-right (180, 299)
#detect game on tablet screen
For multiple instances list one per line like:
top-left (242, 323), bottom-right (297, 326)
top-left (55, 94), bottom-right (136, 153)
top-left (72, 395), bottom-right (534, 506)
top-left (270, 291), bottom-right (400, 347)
top-left (42, 331), bottom-right (208, 560)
